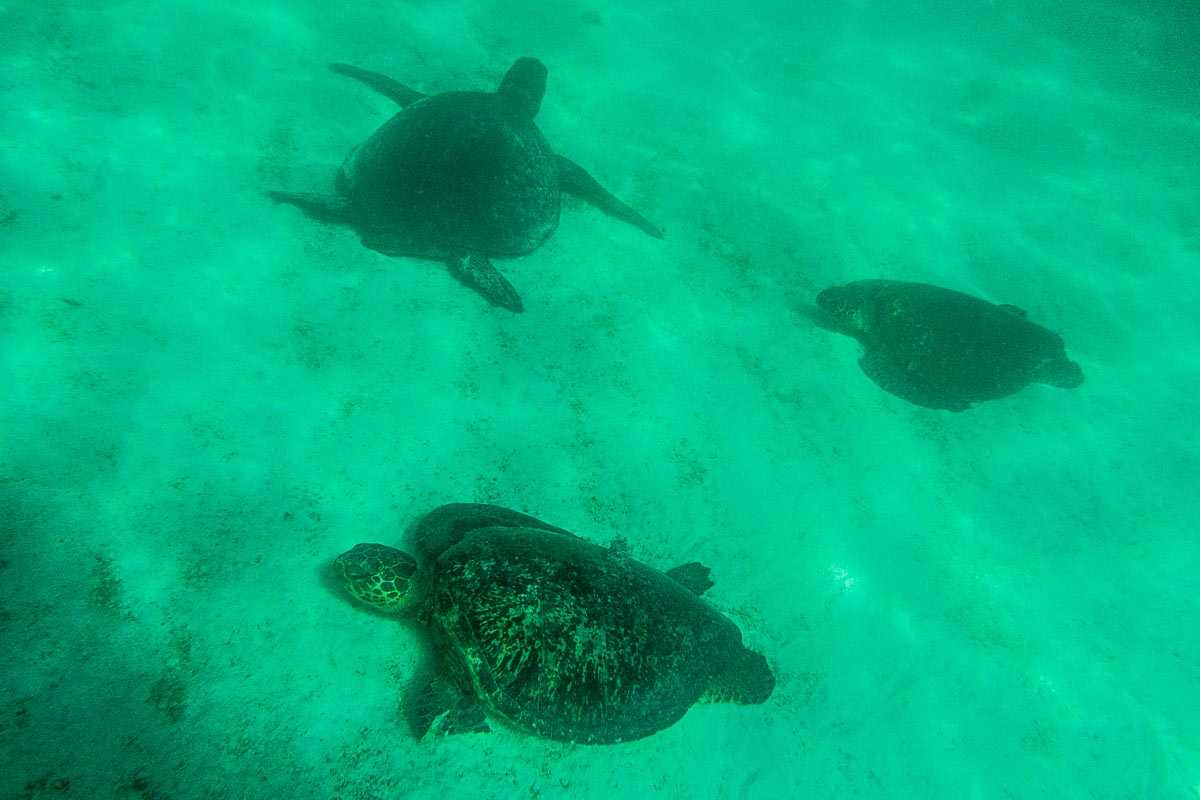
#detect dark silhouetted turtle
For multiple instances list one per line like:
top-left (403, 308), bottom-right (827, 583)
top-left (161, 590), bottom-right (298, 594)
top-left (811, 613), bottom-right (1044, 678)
top-left (333, 503), bottom-right (774, 744)
top-left (816, 279), bottom-right (1084, 411)
top-left (270, 58), bottom-right (663, 312)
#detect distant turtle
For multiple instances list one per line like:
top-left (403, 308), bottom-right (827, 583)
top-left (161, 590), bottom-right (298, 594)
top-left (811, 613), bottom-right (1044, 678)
top-left (333, 503), bottom-right (774, 744)
top-left (816, 279), bottom-right (1085, 411)
top-left (270, 58), bottom-right (663, 312)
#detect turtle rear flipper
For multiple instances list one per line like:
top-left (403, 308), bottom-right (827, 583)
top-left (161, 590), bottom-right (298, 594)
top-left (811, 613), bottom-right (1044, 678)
top-left (666, 562), bottom-right (714, 596)
top-left (268, 191), bottom-right (353, 224)
top-left (555, 155), bottom-right (664, 239)
top-left (447, 253), bottom-right (524, 312)
top-left (406, 673), bottom-right (490, 739)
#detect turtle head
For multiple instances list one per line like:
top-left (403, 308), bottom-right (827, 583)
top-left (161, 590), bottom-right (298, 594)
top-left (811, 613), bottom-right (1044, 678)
top-left (816, 281), bottom-right (883, 338)
top-left (1034, 354), bottom-right (1085, 389)
top-left (497, 57), bottom-right (547, 119)
top-left (333, 543), bottom-right (425, 614)
top-left (816, 283), bottom-right (863, 323)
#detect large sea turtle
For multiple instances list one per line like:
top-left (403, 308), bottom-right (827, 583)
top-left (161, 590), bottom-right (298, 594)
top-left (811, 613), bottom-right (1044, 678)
top-left (270, 58), bottom-right (663, 312)
top-left (332, 503), bottom-right (774, 744)
top-left (816, 279), bottom-right (1085, 411)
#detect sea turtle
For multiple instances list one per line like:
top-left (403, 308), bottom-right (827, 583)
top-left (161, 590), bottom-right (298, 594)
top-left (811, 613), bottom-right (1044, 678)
top-left (269, 58), bottom-right (663, 312)
top-left (816, 279), bottom-right (1085, 411)
top-left (332, 503), bottom-right (774, 744)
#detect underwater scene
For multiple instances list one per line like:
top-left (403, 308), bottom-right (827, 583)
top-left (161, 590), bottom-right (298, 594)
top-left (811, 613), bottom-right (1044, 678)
top-left (1, 1), bottom-right (1197, 798)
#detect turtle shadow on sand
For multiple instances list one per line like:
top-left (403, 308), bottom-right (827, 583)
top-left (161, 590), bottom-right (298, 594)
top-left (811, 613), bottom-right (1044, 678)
top-left (328, 503), bottom-right (773, 744)
top-left (270, 58), bottom-right (664, 312)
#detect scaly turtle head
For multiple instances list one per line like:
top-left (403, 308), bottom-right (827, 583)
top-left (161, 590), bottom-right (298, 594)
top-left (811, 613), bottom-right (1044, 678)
top-left (333, 543), bottom-right (425, 614)
top-left (816, 281), bottom-right (881, 338)
top-left (497, 57), bottom-right (548, 119)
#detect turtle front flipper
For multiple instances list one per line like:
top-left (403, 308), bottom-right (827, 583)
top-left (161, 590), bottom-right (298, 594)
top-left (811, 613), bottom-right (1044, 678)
top-left (406, 673), bottom-right (490, 739)
top-left (555, 155), bottom-right (664, 239)
top-left (415, 503), bottom-right (576, 561)
top-left (268, 191), bottom-right (353, 223)
top-left (447, 253), bottom-right (524, 312)
top-left (329, 63), bottom-right (425, 107)
top-left (858, 350), bottom-right (971, 412)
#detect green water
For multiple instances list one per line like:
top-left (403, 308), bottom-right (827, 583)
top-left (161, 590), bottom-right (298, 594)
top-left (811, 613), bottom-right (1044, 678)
top-left (1, 2), bottom-right (1197, 798)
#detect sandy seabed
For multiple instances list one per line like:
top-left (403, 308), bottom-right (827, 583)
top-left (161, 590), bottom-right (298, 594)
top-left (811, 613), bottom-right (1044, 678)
top-left (1, 2), bottom-right (1197, 798)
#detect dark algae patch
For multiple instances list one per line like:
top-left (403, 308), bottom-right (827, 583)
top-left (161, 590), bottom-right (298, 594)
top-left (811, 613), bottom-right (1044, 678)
top-left (17, 775), bottom-right (72, 798)
top-left (148, 671), bottom-right (188, 723)
top-left (88, 550), bottom-right (125, 614)
top-left (147, 626), bottom-right (195, 723)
